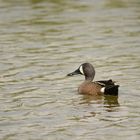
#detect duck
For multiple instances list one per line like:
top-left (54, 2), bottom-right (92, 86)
top-left (67, 63), bottom-right (119, 96)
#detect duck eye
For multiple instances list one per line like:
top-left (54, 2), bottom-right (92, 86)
top-left (79, 66), bottom-right (84, 75)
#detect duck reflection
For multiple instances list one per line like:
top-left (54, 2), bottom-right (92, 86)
top-left (103, 95), bottom-right (119, 112)
top-left (80, 94), bottom-right (119, 109)
top-left (76, 94), bottom-right (119, 120)
top-left (80, 94), bottom-right (103, 104)
top-left (104, 95), bottom-right (119, 107)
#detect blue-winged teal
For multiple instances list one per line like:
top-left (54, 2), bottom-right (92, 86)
top-left (67, 63), bottom-right (119, 96)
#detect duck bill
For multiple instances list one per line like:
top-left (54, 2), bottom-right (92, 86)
top-left (67, 69), bottom-right (80, 76)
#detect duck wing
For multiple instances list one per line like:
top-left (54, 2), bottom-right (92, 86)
top-left (95, 79), bottom-right (115, 86)
top-left (95, 79), bottom-right (119, 96)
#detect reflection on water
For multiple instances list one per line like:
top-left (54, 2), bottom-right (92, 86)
top-left (80, 94), bottom-right (119, 111)
top-left (80, 94), bottom-right (103, 104)
top-left (0, 0), bottom-right (140, 140)
top-left (104, 95), bottom-right (119, 107)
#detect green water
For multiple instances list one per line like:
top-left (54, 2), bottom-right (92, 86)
top-left (0, 0), bottom-right (140, 140)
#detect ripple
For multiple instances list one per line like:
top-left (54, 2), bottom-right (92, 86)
top-left (0, 0), bottom-right (140, 140)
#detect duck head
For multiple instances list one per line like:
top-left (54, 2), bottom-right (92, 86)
top-left (67, 63), bottom-right (95, 81)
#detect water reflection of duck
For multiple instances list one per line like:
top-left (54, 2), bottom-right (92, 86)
top-left (79, 94), bottom-right (119, 119)
top-left (80, 94), bottom-right (119, 105)
top-left (104, 95), bottom-right (119, 108)
top-left (67, 63), bottom-right (119, 96)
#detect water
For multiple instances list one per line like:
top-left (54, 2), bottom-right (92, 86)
top-left (0, 0), bottom-right (140, 139)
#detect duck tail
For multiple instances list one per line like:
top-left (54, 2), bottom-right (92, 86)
top-left (101, 85), bottom-right (119, 96)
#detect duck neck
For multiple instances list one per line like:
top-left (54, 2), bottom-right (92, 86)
top-left (85, 76), bottom-right (94, 82)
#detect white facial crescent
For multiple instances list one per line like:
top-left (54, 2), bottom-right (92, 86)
top-left (79, 65), bottom-right (84, 75)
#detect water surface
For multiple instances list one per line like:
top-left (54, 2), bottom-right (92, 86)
top-left (0, 0), bottom-right (140, 140)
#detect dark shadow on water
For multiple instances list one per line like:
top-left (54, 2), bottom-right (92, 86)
top-left (104, 95), bottom-right (119, 107)
top-left (103, 95), bottom-right (119, 112)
